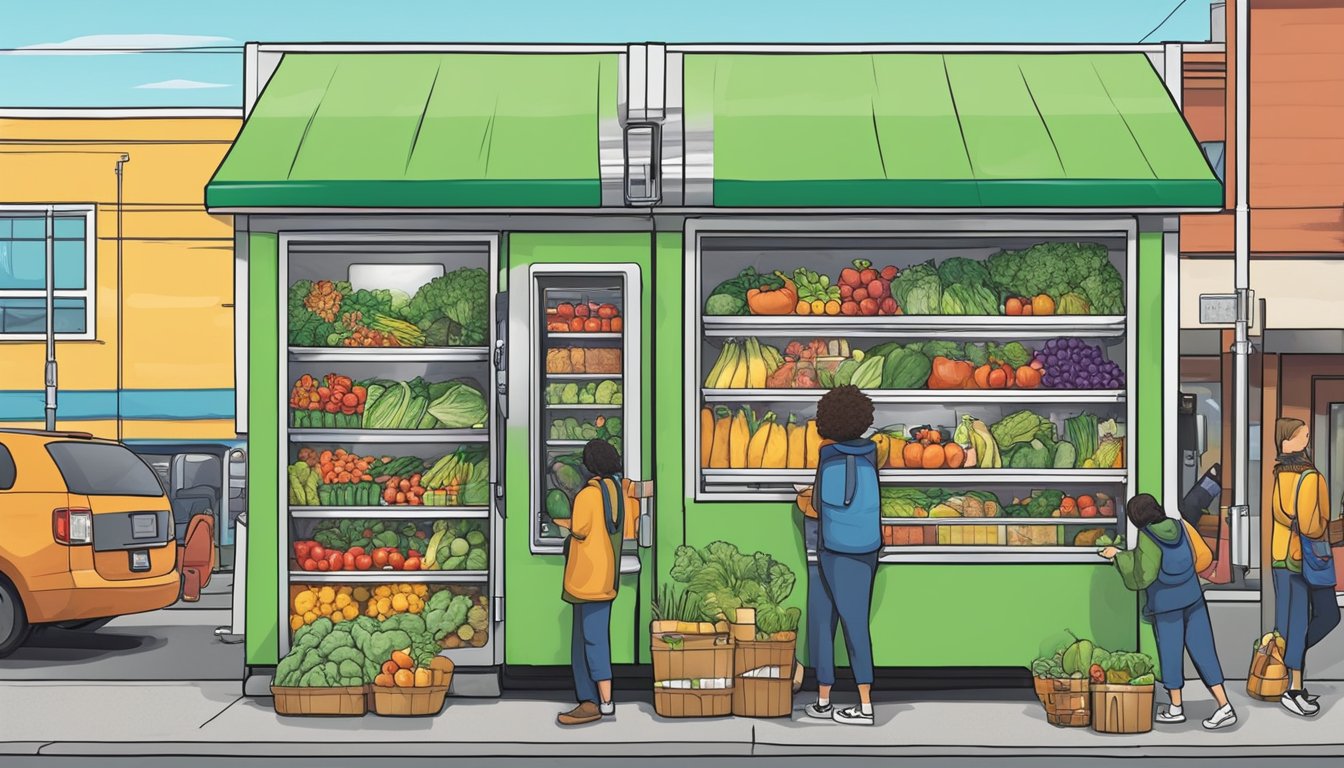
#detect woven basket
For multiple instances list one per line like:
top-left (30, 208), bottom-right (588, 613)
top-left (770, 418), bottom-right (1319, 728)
top-left (1039, 678), bottom-right (1090, 728)
top-left (271, 684), bottom-right (367, 717)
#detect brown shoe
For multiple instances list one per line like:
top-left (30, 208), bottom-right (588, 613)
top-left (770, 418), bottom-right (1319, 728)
top-left (557, 701), bottom-right (603, 726)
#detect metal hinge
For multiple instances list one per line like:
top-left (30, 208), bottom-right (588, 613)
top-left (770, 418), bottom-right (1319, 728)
top-left (493, 595), bottom-right (504, 623)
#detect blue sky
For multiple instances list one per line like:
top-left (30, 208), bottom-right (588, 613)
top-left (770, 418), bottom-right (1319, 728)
top-left (0, 0), bottom-right (1214, 108)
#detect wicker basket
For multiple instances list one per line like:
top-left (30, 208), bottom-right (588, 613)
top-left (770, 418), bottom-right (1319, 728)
top-left (1090, 684), bottom-right (1154, 734)
top-left (732, 637), bottom-right (796, 718)
top-left (654, 688), bottom-right (734, 718)
top-left (1039, 678), bottom-right (1090, 727)
top-left (271, 684), bottom-right (368, 717)
top-left (370, 670), bottom-right (453, 717)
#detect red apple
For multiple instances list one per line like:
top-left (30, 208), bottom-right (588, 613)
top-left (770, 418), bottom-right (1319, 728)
top-left (839, 284), bottom-right (853, 299)
top-left (881, 265), bottom-right (899, 281)
top-left (859, 268), bottom-right (878, 284)
top-left (859, 298), bottom-right (880, 316)
top-left (841, 302), bottom-right (859, 316)
top-left (1080, 506), bottom-right (1099, 518)
top-left (880, 297), bottom-right (899, 314)
top-left (840, 267), bottom-right (862, 287)
top-left (867, 279), bottom-right (886, 298)
top-left (853, 288), bottom-right (868, 302)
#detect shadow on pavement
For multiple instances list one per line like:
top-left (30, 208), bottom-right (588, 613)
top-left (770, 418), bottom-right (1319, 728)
top-left (7, 628), bottom-right (166, 664)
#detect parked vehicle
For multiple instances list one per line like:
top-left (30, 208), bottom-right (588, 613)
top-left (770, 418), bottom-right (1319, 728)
top-left (0, 429), bottom-right (180, 657)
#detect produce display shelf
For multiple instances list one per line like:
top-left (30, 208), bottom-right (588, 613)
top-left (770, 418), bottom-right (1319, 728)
top-left (701, 388), bottom-right (1126, 405)
top-left (288, 429), bottom-right (489, 444)
top-left (701, 469), bottom-right (1129, 485)
top-left (544, 403), bottom-right (623, 411)
top-left (288, 346), bottom-right (489, 363)
top-left (289, 507), bottom-right (490, 520)
top-left (875, 547), bottom-right (1114, 564)
top-left (701, 315), bottom-right (1126, 339)
top-left (545, 373), bottom-right (623, 381)
top-left (544, 332), bottom-right (622, 341)
top-left (287, 570), bottom-right (489, 584)
top-left (881, 517), bottom-right (1121, 526)
top-left (546, 440), bottom-right (591, 447)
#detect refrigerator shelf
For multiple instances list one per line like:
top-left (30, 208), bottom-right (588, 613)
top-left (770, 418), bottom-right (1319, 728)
top-left (881, 517), bottom-right (1120, 526)
top-left (876, 547), bottom-right (1116, 564)
top-left (287, 570), bottom-right (489, 584)
top-left (701, 468), bottom-right (1128, 485)
top-left (546, 440), bottom-right (592, 447)
top-left (701, 315), bottom-right (1126, 339)
top-left (288, 346), bottom-right (490, 363)
top-left (289, 429), bottom-right (489, 444)
top-left (289, 507), bottom-right (490, 519)
top-left (545, 373), bottom-right (623, 381)
top-left (544, 403), bottom-right (623, 411)
top-left (701, 388), bottom-right (1125, 405)
top-left (544, 332), bottom-right (622, 341)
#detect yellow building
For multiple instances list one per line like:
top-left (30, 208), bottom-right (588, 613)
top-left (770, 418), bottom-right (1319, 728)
top-left (0, 108), bottom-right (245, 563)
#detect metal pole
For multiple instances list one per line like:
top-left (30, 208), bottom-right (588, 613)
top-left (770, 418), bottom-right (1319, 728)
top-left (44, 207), bottom-right (57, 431)
top-left (116, 154), bottom-right (129, 442)
top-left (1231, 0), bottom-right (1253, 575)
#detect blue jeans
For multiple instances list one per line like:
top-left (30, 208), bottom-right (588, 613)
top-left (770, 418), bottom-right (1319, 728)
top-left (571, 600), bottom-right (612, 704)
top-left (813, 549), bottom-right (878, 686)
top-left (1152, 599), bottom-right (1224, 690)
top-left (1273, 568), bottom-right (1341, 672)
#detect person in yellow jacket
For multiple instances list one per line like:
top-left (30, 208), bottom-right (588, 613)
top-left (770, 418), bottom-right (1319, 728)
top-left (1270, 418), bottom-right (1340, 716)
top-left (554, 439), bottom-right (638, 726)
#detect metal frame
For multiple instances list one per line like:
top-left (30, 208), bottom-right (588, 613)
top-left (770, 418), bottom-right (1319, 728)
top-left (0, 205), bottom-right (97, 341)
top-left (683, 216), bottom-right (1140, 561)
top-left (524, 262), bottom-right (643, 554)
top-left (277, 231), bottom-right (501, 666)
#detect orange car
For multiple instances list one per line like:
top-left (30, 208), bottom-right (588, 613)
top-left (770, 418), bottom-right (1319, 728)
top-left (0, 429), bottom-right (180, 657)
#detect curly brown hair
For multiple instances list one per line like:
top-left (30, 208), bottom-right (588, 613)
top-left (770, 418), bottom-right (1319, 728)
top-left (815, 385), bottom-right (875, 442)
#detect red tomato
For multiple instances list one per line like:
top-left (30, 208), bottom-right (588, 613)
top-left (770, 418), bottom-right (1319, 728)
top-left (372, 548), bottom-right (390, 568)
top-left (294, 541), bottom-right (312, 561)
top-left (343, 552), bottom-right (356, 570)
top-left (406, 550), bottom-right (422, 560)
top-left (403, 557), bottom-right (422, 571)
top-left (355, 554), bottom-right (373, 570)
top-left (328, 552), bottom-right (343, 570)
top-left (316, 559), bottom-right (330, 571)
top-left (347, 546), bottom-right (365, 557)
top-left (302, 558), bottom-right (318, 571)
top-left (310, 545), bottom-right (326, 562)
top-left (388, 552), bottom-right (406, 570)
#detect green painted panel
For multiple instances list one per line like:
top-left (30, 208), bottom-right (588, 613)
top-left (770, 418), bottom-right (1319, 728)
top-left (245, 231), bottom-right (280, 667)
top-left (207, 53), bottom-right (615, 208)
top-left (504, 233), bottom-right (652, 666)
top-left (1090, 56), bottom-right (1216, 181)
top-left (944, 54), bottom-right (1065, 181)
top-left (871, 55), bottom-right (975, 183)
top-left (1137, 231), bottom-right (1164, 503)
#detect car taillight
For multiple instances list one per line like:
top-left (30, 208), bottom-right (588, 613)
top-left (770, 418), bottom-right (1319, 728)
top-left (53, 508), bottom-right (93, 545)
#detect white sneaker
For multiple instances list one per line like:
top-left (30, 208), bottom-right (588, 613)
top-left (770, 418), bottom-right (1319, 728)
top-left (832, 705), bottom-right (874, 726)
top-left (804, 702), bottom-right (834, 719)
top-left (1155, 706), bottom-right (1186, 724)
top-left (598, 700), bottom-right (615, 716)
top-left (1202, 704), bottom-right (1237, 730)
top-left (1281, 692), bottom-right (1319, 717)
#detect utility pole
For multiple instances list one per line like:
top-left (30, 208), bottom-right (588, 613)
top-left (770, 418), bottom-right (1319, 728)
top-left (1229, 0), bottom-right (1254, 596)
top-left (44, 206), bottom-right (57, 431)
top-left (116, 154), bottom-right (130, 441)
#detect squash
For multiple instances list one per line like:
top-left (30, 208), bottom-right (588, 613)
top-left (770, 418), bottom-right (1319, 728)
top-left (709, 407), bottom-right (731, 468)
top-left (887, 438), bottom-right (907, 467)
top-left (902, 440), bottom-right (925, 468)
top-left (944, 442), bottom-right (966, 469)
top-left (921, 443), bottom-right (947, 469)
top-left (786, 418), bottom-right (806, 468)
top-left (804, 419), bottom-right (821, 468)
top-left (746, 413), bottom-right (775, 468)
top-left (763, 418), bottom-right (789, 468)
top-left (871, 433), bottom-right (892, 468)
top-left (729, 409), bottom-right (750, 468)
top-left (700, 408), bottom-right (714, 468)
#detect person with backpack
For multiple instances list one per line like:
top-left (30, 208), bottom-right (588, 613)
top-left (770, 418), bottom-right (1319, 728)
top-left (798, 385), bottom-right (882, 726)
top-left (1270, 418), bottom-right (1340, 716)
top-left (553, 439), bottom-right (637, 726)
top-left (1099, 493), bottom-right (1237, 730)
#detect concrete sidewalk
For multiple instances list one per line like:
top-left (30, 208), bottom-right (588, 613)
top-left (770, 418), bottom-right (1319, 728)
top-left (2, 680), bottom-right (1344, 759)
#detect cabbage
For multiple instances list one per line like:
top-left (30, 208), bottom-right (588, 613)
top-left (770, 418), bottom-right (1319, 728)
top-left (891, 262), bottom-right (942, 315)
top-left (426, 380), bottom-right (487, 428)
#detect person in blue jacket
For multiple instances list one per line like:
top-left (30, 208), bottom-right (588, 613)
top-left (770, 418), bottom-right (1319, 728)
top-left (803, 385), bottom-right (881, 726)
top-left (1100, 493), bottom-right (1237, 730)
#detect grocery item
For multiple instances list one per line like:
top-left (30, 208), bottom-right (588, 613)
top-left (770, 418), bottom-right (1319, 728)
top-left (746, 272), bottom-right (798, 315)
top-left (290, 374), bottom-right (367, 428)
top-left (401, 266), bottom-right (489, 346)
top-left (890, 261), bottom-right (942, 315)
top-left (985, 242), bottom-right (1123, 314)
top-left (791, 268), bottom-right (842, 315)
top-left (1035, 338), bottom-right (1125, 389)
top-left (705, 268), bottom-right (783, 316)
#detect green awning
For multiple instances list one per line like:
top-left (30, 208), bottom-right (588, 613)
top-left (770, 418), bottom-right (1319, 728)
top-left (684, 53), bottom-right (1222, 208)
top-left (206, 53), bottom-right (618, 208)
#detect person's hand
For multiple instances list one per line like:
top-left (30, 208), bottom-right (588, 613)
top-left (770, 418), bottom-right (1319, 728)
top-left (1098, 546), bottom-right (1119, 560)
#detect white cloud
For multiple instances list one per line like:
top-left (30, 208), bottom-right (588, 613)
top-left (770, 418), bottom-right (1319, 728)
top-left (134, 79), bottom-right (231, 90)
top-left (5, 34), bottom-right (236, 56)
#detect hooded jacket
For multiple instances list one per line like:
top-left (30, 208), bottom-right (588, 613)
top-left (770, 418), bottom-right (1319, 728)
top-left (1112, 518), bottom-right (1212, 614)
top-left (1270, 461), bottom-right (1329, 572)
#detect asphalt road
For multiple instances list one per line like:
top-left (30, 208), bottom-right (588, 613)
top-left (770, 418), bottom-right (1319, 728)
top-left (3, 758), bottom-right (1343, 768)
top-left (0, 573), bottom-right (242, 682)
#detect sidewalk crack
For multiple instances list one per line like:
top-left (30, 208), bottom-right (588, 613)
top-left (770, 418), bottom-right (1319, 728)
top-left (199, 696), bottom-right (244, 729)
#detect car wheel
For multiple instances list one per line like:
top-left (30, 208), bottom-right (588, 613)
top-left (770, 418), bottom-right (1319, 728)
top-left (0, 577), bottom-right (31, 658)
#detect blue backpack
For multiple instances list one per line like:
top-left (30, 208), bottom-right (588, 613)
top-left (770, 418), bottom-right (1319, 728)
top-left (814, 441), bottom-right (881, 554)
top-left (1289, 470), bottom-right (1336, 589)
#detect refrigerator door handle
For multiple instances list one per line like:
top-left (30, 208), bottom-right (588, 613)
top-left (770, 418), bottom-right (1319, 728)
top-left (630, 479), bottom-right (654, 549)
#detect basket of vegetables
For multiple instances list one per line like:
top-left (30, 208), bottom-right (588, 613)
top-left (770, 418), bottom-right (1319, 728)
top-left (650, 585), bottom-right (734, 718)
top-left (370, 653), bottom-right (454, 717)
top-left (1029, 633), bottom-right (1094, 728)
top-left (1088, 650), bottom-right (1155, 734)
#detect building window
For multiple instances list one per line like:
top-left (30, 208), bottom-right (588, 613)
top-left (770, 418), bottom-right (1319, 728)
top-left (0, 208), bottom-right (95, 339)
top-left (1200, 141), bottom-right (1226, 183)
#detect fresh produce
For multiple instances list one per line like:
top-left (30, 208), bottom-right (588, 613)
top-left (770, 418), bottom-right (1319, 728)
top-left (549, 414), bottom-right (622, 443)
top-left (290, 586), bottom-right (360, 629)
top-left (544, 379), bottom-right (622, 405)
top-left (705, 267), bottom-right (784, 316)
top-left (400, 266), bottom-right (490, 346)
top-left (990, 410), bottom-right (1057, 450)
top-left (986, 242), bottom-right (1124, 315)
top-left (1064, 413), bottom-right (1099, 468)
top-left (791, 268), bottom-right (842, 316)
top-left (704, 338), bottom-right (784, 388)
top-left (669, 541), bottom-right (801, 640)
top-left (275, 617), bottom-right (373, 687)
top-left (546, 301), bottom-right (622, 333)
top-left (928, 356), bottom-right (975, 389)
top-left (896, 427), bottom-right (966, 470)
top-left (290, 374), bottom-right (367, 428)
top-left (371, 642), bottom-right (442, 689)
top-left (1003, 490), bottom-right (1066, 518)
top-left (288, 461), bottom-right (320, 506)
top-left (425, 519), bottom-right (489, 572)
top-left (959, 416), bottom-right (1002, 469)
top-left (1035, 338), bottom-right (1125, 390)
top-left (837, 259), bottom-right (901, 316)
top-left (289, 280), bottom-right (350, 346)
top-left (1099, 650), bottom-right (1155, 685)
top-left (890, 261), bottom-right (942, 315)
top-left (702, 406), bottom-right (826, 470)
top-left (1003, 439), bottom-right (1052, 469)
top-left (419, 446), bottom-right (489, 506)
top-left (746, 272), bottom-right (799, 316)
top-left (651, 584), bottom-right (710, 625)
top-left (1061, 633), bottom-right (1096, 677)
top-left (935, 258), bottom-right (1001, 316)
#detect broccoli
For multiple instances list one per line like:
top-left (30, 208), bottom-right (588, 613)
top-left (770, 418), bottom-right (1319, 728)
top-left (382, 613), bottom-right (426, 638)
top-left (293, 618), bottom-right (333, 649)
top-left (985, 242), bottom-right (1113, 303)
top-left (705, 293), bottom-right (746, 316)
top-left (402, 267), bottom-right (489, 345)
top-left (298, 648), bottom-right (325, 674)
top-left (1079, 271), bottom-right (1124, 315)
top-left (364, 628), bottom-right (413, 666)
top-left (411, 633), bottom-right (439, 668)
top-left (298, 667), bottom-right (331, 687)
top-left (603, 416), bottom-right (622, 438)
top-left (337, 659), bottom-right (365, 685)
top-left (595, 379), bottom-right (619, 405)
top-left (317, 627), bottom-right (355, 657)
top-left (921, 341), bottom-right (963, 360)
top-left (275, 650), bottom-right (306, 687)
